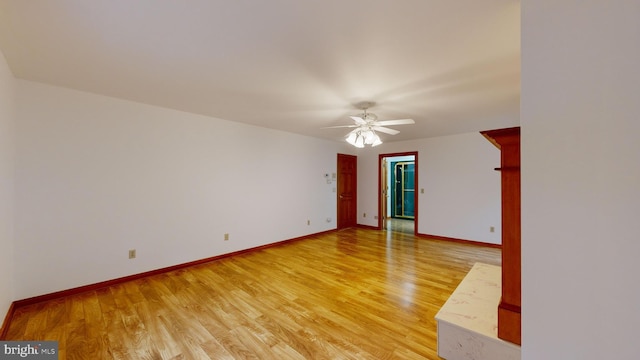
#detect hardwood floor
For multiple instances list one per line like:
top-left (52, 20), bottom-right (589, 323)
top-left (5, 228), bottom-right (501, 359)
top-left (386, 218), bottom-right (415, 234)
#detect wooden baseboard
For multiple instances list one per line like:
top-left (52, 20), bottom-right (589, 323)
top-left (11, 229), bottom-right (337, 310)
top-left (0, 301), bottom-right (16, 340)
top-left (416, 233), bottom-right (502, 249)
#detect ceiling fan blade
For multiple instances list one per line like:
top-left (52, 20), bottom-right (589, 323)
top-left (350, 116), bottom-right (367, 125)
top-left (373, 126), bottom-right (400, 135)
top-left (375, 119), bottom-right (415, 126)
top-left (321, 125), bottom-right (359, 129)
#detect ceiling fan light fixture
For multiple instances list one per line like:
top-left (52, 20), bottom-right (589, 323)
top-left (345, 127), bottom-right (383, 148)
top-left (331, 102), bottom-right (411, 147)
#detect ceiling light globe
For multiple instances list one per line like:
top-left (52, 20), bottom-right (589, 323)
top-left (363, 130), bottom-right (376, 144)
top-left (345, 132), bottom-right (358, 145)
top-left (371, 134), bottom-right (383, 147)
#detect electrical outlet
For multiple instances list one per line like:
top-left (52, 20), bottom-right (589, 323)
top-left (307, 220), bottom-right (310, 225)
top-left (363, 213), bottom-right (366, 218)
top-left (224, 233), bottom-right (229, 241)
top-left (490, 226), bottom-right (495, 233)
top-left (128, 249), bottom-right (136, 259)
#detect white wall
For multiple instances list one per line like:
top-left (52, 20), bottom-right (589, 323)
top-left (522, 1), bottom-right (640, 358)
top-left (0, 50), bottom-right (15, 318)
top-left (357, 132), bottom-right (502, 244)
top-left (14, 80), bottom-right (351, 299)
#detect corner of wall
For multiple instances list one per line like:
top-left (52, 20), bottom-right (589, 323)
top-left (0, 48), bottom-right (16, 324)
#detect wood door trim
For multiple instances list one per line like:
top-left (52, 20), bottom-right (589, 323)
top-left (481, 126), bottom-right (521, 345)
top-left (378, 152), bottom-right (418, 234)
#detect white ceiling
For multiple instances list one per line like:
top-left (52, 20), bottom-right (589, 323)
top-left (0, 0), bottom-right (520, 143)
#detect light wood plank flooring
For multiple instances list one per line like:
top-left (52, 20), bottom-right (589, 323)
top-left (5, 228), bottom-right (500, 359)
top-left (386, 218), bottom-right (415, 234)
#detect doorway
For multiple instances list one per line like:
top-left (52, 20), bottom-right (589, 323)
top-left (379, 152), bottom-right (418, 234)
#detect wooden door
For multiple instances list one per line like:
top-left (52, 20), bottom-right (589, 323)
top-left (337, 154), bottom-right (357, 229)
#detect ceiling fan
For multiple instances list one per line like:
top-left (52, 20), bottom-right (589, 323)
top-left (324, 102), bottom-right (415, 147)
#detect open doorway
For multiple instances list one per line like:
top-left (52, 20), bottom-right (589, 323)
top-left (379, 152), bottom-right (418, 235)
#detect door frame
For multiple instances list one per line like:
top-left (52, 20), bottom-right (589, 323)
top-left (378, 151), bottom-right (418, 234)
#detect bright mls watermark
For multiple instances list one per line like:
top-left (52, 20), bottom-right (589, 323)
top-left (0, 342), bottom-right (58, 359)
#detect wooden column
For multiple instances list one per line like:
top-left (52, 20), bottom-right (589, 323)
top-left (481, 127), bottom-right (521, 345)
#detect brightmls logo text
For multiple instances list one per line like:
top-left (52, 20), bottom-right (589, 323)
top-left (0, 342), bottom-right (58, 359)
